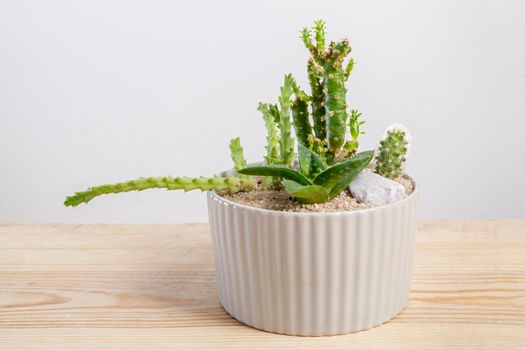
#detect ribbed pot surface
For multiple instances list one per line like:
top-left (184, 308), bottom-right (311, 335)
top-left (207, 180), bottom-right (418, 336)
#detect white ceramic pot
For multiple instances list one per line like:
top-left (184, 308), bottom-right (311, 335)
top-left (207, 176), bottom-right (419, 336)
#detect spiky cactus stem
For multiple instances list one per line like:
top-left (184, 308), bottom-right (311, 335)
top-left (258, 102), bottom-right (279, 164)
top-left (344, 58), bottom-right (355, 81)
top-left (374, 124), bottom-right (412, 179)
top-left (277, 74), bottom-right (295, 167)
top-left (64, 176), bottom-right (256, 207)
top-left (291, 97), bottom-right (311, 147)
top-left (307, 58), bottom-right (327, 140)
top-left (301, 21), bottom-right (355, 161)
top-left (229, 137), bottom-right (252, 182)
top-left (342, 109), bottom-right (365, 157)
top-left (313, 19), bottom-right (326, 51)
top-left (291, 79), bottom-right (312, 147)
top-left (323, 39), bottom-right (351, 154)
top-left (258, 102), bottom-right (281, 188)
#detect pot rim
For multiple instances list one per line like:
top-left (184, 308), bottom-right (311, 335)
top-left (208, 173), bottom-right (419, 218)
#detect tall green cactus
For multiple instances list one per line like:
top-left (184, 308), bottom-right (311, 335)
top-left (374, 124), bottom-right (412, 179)
top-left (301, 21), bottom-right (355, 161)
top-left (64, 175), bottom-right (256, 207)
top-left (323, 39), bottom-right (351, 153)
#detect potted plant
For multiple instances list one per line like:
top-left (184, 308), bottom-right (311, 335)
top-left (65, 20), bottom-right (418, 336)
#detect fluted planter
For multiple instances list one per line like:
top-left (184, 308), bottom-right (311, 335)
top-left (207, 176), bottom-right (419, 336)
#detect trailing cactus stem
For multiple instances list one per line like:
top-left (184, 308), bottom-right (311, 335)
top-left (64, 176), bottom-right (256, 207)
top-left (374, 124), bottom-right (412, 179)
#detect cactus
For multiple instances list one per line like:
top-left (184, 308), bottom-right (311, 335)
top-left (300, 21), bottom-right (355, 161)
top-left (277, 74), bottom-right (296, 167)
top-left (257, 102), bottom-right (281, 188)
top-left (313, 19), bottom-right (326, 51)
top-left (342, 109), bottom-right (365, 157)
top-left (229, 137), bottom-right (247, 171)
top-left (374, 124), bottom-right (412, 179)
top-left (344, 58), bottom-right (355, 81)
top-left (307, 58), bottom-right (327, 140)
top-left (258, 102), bottom-right (279, 166)
top-left (290, 79), bottom-right (312, 147)
top-left (65, 21), bottom-right (412, 208)
top-left (64, 176), bottom-right (256, 207)
top-left (291, 96), bottom-right (311, 147)
top-left (229, 137), bottom-right (252, 182)
top-left (323, 39), bottom-right (351, 154)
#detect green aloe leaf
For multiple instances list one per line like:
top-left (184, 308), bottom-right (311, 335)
top-left (313, 150), bottom-right (374, 199)
top-left (298, 144), bottom-right (327, 178)
top-left (284, 180), bottom-right (329, 204)
top-left (238, 166), bottom-right (313, 186)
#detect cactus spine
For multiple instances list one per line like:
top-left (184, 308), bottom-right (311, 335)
top-left (64, 176), bottom-right (256, 207)
top-left (374, 124), bottom-right (412, 179)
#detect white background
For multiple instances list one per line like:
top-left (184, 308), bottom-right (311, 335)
top-left (1, 0), bottom-right (524, 223)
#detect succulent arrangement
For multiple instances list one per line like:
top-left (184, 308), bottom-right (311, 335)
top-left (65, 21), bottom-right (411, 208)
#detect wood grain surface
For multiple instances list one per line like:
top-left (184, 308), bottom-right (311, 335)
top-left (0, 220), bottom-right (524, 349)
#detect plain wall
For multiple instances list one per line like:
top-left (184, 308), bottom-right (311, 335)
top-left (1, 0), bottom-right (524, 223)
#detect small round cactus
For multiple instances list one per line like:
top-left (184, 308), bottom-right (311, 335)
top-left (374, 124), bottom-right (412, 179)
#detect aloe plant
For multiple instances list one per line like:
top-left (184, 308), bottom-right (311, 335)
top-left (65, 21), bottom-right (409, 208)
top-left (239, 147), bottom-right (373, 204)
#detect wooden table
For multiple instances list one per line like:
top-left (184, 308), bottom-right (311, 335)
top-left (0, 221), bottom-right (524, 349)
